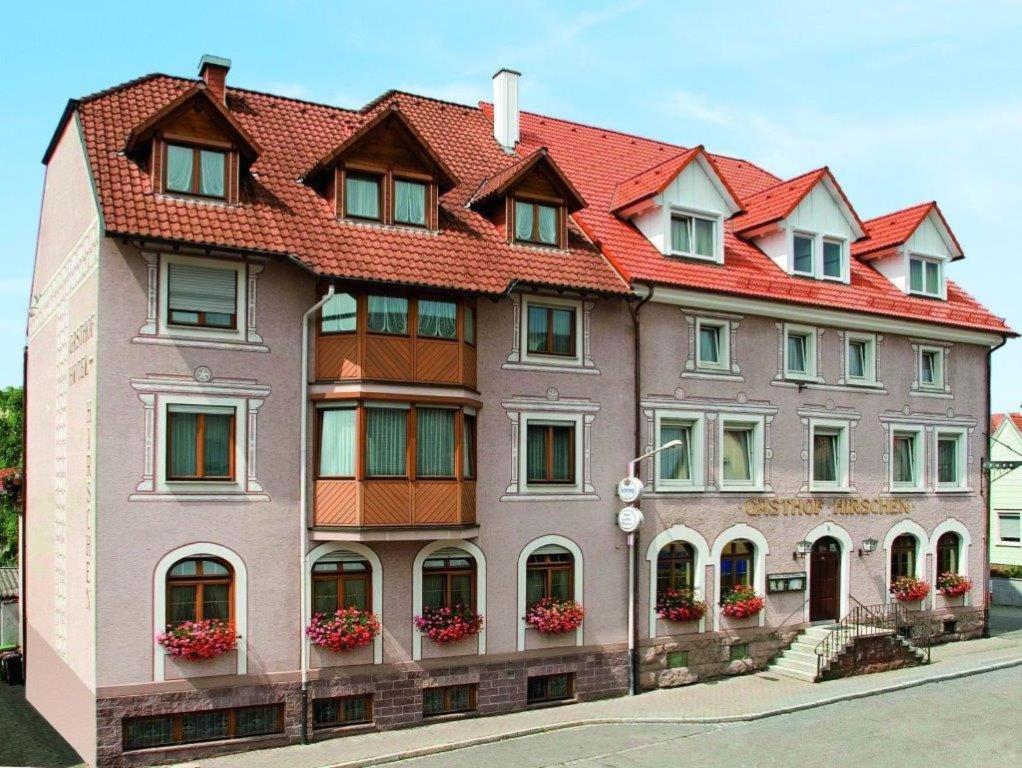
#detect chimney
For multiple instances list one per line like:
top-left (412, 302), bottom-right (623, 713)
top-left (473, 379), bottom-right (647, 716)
top-left (198, 54), bottom-right (232, 104)
top-left (492, 68), bottom-right (520, 151)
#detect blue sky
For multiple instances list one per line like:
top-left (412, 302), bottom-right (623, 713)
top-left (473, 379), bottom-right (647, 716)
top-left (2, 0), bottom-right (1021, 409)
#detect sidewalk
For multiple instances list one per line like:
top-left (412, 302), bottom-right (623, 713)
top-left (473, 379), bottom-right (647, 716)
top-left (182, 616), bottom-right (1022, 768)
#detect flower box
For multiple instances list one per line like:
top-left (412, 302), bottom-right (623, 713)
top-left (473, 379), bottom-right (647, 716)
top-left (157, 619), bottom-right (237, 661)
top-left (306, 608), bottom-right (380, 653)
top-left (414, 605), bottom-right (484, 645)
top-left (720, 585), bottom-right (765, 619)
top-left (655, 589), bottom-right (707, 623)
top-left (890, 576), bottom-right (930, 602)
top-left (524, 598), bottom-right (584, 634)
top-left (936, 572), bottom-right (972, 598)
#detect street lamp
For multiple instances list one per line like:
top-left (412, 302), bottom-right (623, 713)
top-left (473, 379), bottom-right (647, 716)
top-left (619, 439), bottom-right (683, 696)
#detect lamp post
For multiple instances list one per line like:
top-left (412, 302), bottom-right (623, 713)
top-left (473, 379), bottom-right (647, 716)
top-left (618, 439), bottom-right (682, 696)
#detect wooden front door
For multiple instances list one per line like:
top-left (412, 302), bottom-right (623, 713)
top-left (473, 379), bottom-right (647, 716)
top-left (809, 536), bottom-right (840, 622)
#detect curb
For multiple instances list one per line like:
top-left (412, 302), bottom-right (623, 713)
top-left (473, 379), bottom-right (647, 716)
top-left (322, 656), bottom-right (1022, 768)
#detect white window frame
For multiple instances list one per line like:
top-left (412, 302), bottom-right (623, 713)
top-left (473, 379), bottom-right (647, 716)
top-left (908, 253), bottom-right (945, 299)
top-left (918, 345), bottom-right (945, 390)
top-left (718, 414), bottom-right (765, 492)
top-left (157, 396), bottom-right (247, 495)
top-left (844, 332), bottom-right (877, 386)
top-left (158, 253), bottom-right (247, 343)
top-left (934, 428), bottom-right (968, 492)
top-left (792, 231), bottom-right (816, 276)
top-left (653, 411), bottom-right (705, 492)
top-left (667, 206), bottom-right (723, 264)
top-left (520, 414), bottom-right (584, 495)
top-left (821, 236), bottom-right (847, 281)
top-left (997, 511), bottom-right (1021, 546)
top-left (889, 425), bottom-right (925, 493)
top-left (695, 317), bottom-right (730, 371)
top-left (520, 294), bottom-right (584, 367)
top-left (783, 323), bottom-right (818, 380)
top-left (809, 418), bottom-right (850, 492)
top-left (790, 230), bottom-right (848, 282)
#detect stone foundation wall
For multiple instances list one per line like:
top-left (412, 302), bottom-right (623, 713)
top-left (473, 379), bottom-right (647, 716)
top-left (923, 606), bottom-right (985, 645)
top-left (96, 649), bottom-right (629, 768)
top-left (820, 634), bottom-right (921, 680)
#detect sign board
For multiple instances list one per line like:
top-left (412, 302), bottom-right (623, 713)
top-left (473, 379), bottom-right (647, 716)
top-left (617, 477), bottom-right (644, 504)
top-left (744, 498), bottom-right (913, 516)
top-left (767, 572), bottom-right (807, 593)
top-left (617, 506), bottom-right (643, 533)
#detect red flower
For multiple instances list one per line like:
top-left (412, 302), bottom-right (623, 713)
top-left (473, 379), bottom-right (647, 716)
top-left (156, 619), bottom-right (238, 661)
top-left (306, 608), bottom-right (381, 653)
top-left (936, 572), bottom-right (972, 598)
top-left (413, 605), bottom-right (484, 644)
top-left (655, 589), bottom-right (707, 623)
top-left (524, 598), bottom-right (585, 634)
top-left (720, 584), bottom-right (765, 619)
top-left (890, 576), bottom-right (931, 602)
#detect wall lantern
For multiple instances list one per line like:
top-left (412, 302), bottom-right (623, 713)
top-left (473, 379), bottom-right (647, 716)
top-left (859, 538), bottom-right (879, 557)
top-left (793, 540), bottom-right (812, 559)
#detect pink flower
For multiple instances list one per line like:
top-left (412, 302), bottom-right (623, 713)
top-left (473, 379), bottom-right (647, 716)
top-left (720, 585), bottom-right (765, 619)
top-left (156, 619), bottom-right (238, 661)
top-left (890, 576), bottom-right (931, 602)
top-left (936, 572), bottom-right (971, 598)
top-left (413, 605), bottom-right (484, 644)
top-left (655, 589), bottom-right (707, 623)
top-left (306, 608), bottom-right (381, 653)
top-left (524, 598), bottom-right (585, 634)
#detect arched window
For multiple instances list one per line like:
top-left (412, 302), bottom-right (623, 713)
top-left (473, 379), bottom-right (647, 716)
top-left (312, 551), bottom-right (371, 613)
top-left (719, 540), bottom-right (754, 596)
top-left (166, 557), bottom-right (233, 625)
top-left (657, 542), bottom-right (695, 596)
top-left (525, 546), bottom-right (573, 608)
top-left (936, 531), bottom-right (960, 575)
top-left (422, 548), bottom-right (475, 610)
top-left (891, 534), bottom-right (917, 581)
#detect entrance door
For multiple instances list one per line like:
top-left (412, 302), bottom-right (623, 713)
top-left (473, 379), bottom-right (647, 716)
top-left (809, 536), bottom-right (840, 622)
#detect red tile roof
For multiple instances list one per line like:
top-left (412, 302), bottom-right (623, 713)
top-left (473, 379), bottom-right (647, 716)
top-left (469, 147), bottom-right (586, 212)
top-left (852, 201), bottom-right (964, 260)
top-left (730, 167), bottom-right (865, 237)
top-left (59, 71), bottom-right (1011, 335)
top-left (993, 413), bottom-right (1022, 435)
top-left (612, 146), bottom-right (698, 212)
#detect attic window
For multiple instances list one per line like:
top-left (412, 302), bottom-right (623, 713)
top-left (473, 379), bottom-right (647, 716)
top-left (670, 213), bottom-right (715, 260)
top-left (345, 174), bottom-right (382, 221)
top-left (514, 200), bottom-right (560, 246)
top-left (394, 179), bottom-right (427, 226)
top-left (909, 256), bottom-right (943, 297)
top-left (166, 144), bottom-right (226, 198)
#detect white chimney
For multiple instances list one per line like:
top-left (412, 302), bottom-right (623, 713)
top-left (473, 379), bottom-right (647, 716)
top-left (492, 68), bottom-right (520, 151)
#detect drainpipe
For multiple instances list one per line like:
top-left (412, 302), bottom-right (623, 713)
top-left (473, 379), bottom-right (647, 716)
top-left (299, 284), bottom-right (334, 743)
top-left (983, 335), bottom-right (1007, 638)
top-left (19, 345), bottom-right (27, 665)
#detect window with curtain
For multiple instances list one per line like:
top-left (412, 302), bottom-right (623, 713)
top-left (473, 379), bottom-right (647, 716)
top-left (910, 257), bottom-right (942, 296)
top-left (166, 557), bottom-right (232, 625)
top-left (847, 339), bottom-right (868, 380)
top-left (514, 200), bottom-right (559, 245)
top-left (416, 408), bottom-right (455, 478)
top-left (464, 305), bottom-right (476, 345)
top-left (367, 295), bottom-right (408, 335)
top-left (525, 548), bottom-right (573, 609)
top-left (697, 323), bottom-right (723, 367)
top-left (937, 434), bottom-right (960, 486)
top-left (893, 433), bottom-right (918, 486)
top-left (999, 512), bottom-right (1021, 543)
top-left (417, 299), bottom-right (458, 339)
top-left (526, 422), bottom-right (575, 484)
top-left (793, 235), bottom-right (814, 274)
top-left (167, 262), bottom-right (237, 329)
top-left (823, 240), bottom-right (843, 278)
top-left (345, 174), bottom-right (381, 220)
top-left (394, 179), bottom-right (427, 225)
top-left (321, 293), bottom-right (357, 333)
top-left (786, 330), bottom-right (810, 375)
top-left (719, 540), bottom-right (754, 596)
top-left (462, 413), bottom-right (476, 479)
top-left (167, 406), bottom-right (235, 480)
top-left (365, 407), bottom-right (407, 477)
top-left (165, 144), bottom-right (226, 198)
top-left (920, 349), bottom-right (941, 387)
top-left (658, 422), bottom-right (692, 482)
top-left (656, 542), bottom-right (695, 597)
top-left (936, 532), bottom-right (960, 575)
top-left (422, 551), bottom-right (475, 609)
top-left (721, 425), bottom-right (753, 484)
top-left (318, 408), bottom-right (356, 477)
top-left (812, 428), bottom-right (840, 484)
top-left (311, 553), bottom-right (370, 613)
top-left (890, 534), bottom-right (916, 581)
top-left (526, 303), bottom-right (575, 356)
top-left (670, 215), bottom-right (715, 258)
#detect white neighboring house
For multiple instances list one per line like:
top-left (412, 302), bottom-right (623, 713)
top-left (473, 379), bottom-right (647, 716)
top-left (991, 414), bottom-right (1022, 567)
top-left (0, 567), bottom-right (18, 648)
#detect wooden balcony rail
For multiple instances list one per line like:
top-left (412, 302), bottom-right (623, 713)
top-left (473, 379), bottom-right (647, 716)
top-left (314, 479), bottom-right (476, 528)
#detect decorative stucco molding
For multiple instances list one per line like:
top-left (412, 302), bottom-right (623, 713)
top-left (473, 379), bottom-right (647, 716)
top-left (503, 293), bottom-right (599, 374)
top-left (681, 308), bottom-right (743, 381)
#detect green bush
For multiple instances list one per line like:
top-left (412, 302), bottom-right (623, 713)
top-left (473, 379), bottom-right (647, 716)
top-left (991, 563), bottom-right (1022, 579)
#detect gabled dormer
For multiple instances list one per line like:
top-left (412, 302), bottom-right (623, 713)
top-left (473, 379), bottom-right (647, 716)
top-left (469, 148), bottom-right (585, 249)
top-left (611, 146), bottom-right (742, 265)
top-left (732, 168), bottom-right (866, 284)
top-left (125, 56), bottom-right (260, 204)
top-left (852, 202), bottom-right (963, 300)
top-left (305, 105), bottom-right (457, 231)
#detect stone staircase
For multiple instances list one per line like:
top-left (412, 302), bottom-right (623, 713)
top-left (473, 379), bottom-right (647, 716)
top-left (769, 624), bottom-right (838, 682)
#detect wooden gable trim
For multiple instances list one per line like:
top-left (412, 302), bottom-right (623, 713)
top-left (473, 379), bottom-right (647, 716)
top-left (470, 148), bottom-right (586, 213)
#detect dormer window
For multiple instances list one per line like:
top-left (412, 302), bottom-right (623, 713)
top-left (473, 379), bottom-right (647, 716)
top-left (670, 213), bottom-right (715, 260)
top-left (909, 256), bottom-right (943, 297)
top-left (823, 239), bottom-right (843, 279)
top-left (394, 179), bottom-right (427, 226)
top-left (344, 173), bottom-right (382, 221)
top-left (793, 234), bottom-right (813, 275)
top-left (165, 144), bottom-right (226, 198)
top-left (514, 200), bottom-right (560, 246)
top-left (790, 232), bottom-right (847, 281)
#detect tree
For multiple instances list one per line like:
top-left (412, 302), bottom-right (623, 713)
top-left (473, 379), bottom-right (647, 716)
top-left (0, 386), bottom-right (23, 566)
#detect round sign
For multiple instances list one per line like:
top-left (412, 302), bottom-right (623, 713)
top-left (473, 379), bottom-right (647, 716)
top-left (617, 476), bottom-right (644, 504)
top-left (617, 506), bottom-right (644, 533)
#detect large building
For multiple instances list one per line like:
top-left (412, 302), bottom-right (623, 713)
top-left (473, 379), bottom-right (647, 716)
top-left (25, 56), bottom-right (1012, 767)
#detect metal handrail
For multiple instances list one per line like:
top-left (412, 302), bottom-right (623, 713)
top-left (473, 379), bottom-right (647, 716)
top-left (814, 601), bottom-right (932, 677)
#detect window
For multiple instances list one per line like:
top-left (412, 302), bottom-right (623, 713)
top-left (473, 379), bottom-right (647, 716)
top-left (695, 319), bottom-right (728, 370)
top-left (417, 299), bottom-right (458, 339)
top-left (366, 295), bottom-right (409, 335)
top-left (312, 552), bottom-right (370, 614)
top-left (318, 407), bottom-right (356, 478)
top-left (909, 256), bottom-right (942, 297)
top-left (666, 650), bottom-right (689, 668)
top-left (422, 550), bottom-right (475, 609)
top-left (416, 408), bottom-right (456, 478)
top-left (365, 406), bottom-right (407, 477)
top-left (919, 347), bottom-right (944, 390)
top-left (321, 293), bottom-right (357, 334)
top-left (462, 412), bottom-right (476, 479)
top-left (659, 422), bottom-right (692, 483)
top-left (167, 406), bottom-right (235, 480)
top-left (525, 547), bottom-right (573, 608)
top-left (166, 557), bottom-right (232, 626)
top-left (670, 213), bottom-right (715, 259)
top-left (891, 429), bottom-right (922, 490)
top-left (720, 417), bottom-right (763, 490)
top-left (729, 643), bottom-right (750, 661)
top-left (345, 174), bottom-right (381, 220)
top-left (514, 200), bottom-right (559, 246)
top-left (822, 239), bottom-right (843, 279)
top-left (123, 705), bottom-right (283, 751)
top-left (394, 179), bottom-right (427, 226)
top-left (793, 234), bottom-right (814, 275)
top-left (656, 542), bottom-right (695, 596)
top-left (936, 532), bottom-right (961, 575)
top-left (719, 540), bottom-right (754, 597)
top-left (527, 674), bottom-right (574, 704)
top-left (526, 422), bottom-right (575, 484)
top-left (890, 534), bottom-right (917, 582)
top-left (313, 695), bottom-right (372, 729)
top-left (464, 305), bottom-right (476, 346)
top-left (811, 421), bottom-right (849, 491)
top-left (936, 430), bottom-right (965, 489)
top-left (165, 143), bottom-right (226, 198)
top-left (526, 303), bottom-right (575, 357)
top-left (845, 333), bottom-right (876, 384)
top-left (784, 325), bottom-right (816, 379)
top-left (167, 263), bottom-right (237, 329)
top-left (423, 684), bottom-right (476, 717)
top-left (999, 512), bottom-right (1021, 543)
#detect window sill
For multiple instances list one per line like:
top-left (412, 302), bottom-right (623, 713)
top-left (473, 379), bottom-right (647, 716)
top-left (130, 491), bottom-right (269, 502)
top-left (717, 485), bottom-right (765, 494)
top-left (910, 388), bottom-right (952, 399)
top-left (500, 492), bottom-right (600, 502)
top-left (668, 251), bottom-right (720, 264)
top-left (809, 486), bottom-right (852, 494)
top-left (681, 370), bottom-right (743, 382)
top-left (782, 373), bottom-right (823, 384)
top-left (132, 334), bottom-right (268, 353)
top-left (889, 487), bottom-right (926, 495)
top-left (935, 486), bottom-right (972, 494)
top-left (653, 484), bottom-right (706, 494)
top-left (502, 360), bottom-right (599, 375)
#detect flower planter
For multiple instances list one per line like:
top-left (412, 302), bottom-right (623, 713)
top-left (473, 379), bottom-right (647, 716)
top-left (890, 576), bottom-right (930, 603)
top-left (157, 619), bottom-right (238, 662)
top-left (656, 589), bottom-right (707, 624)
top-left (306, 608), bottom-right (380, 653)
top-left (936, 573), bottom-right (971, 599)
top-left (524, 598), bottom-right (584, 635)
top-left (414, 605), bottom-right (484, 645)
top-left (720, 585), bottom-right (765, 619)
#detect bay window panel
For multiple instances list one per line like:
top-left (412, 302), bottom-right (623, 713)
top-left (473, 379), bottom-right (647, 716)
top-left (167, 145), bottom-right (194, 192)
top-left (537, 205), bottom-right (557, 244)
top-left (660, 424), bottom-right (691, 481)
top-left (462, 414), bottom-right (476, 479)
top-left (346, 175), bottom-right (380, 219)
top-left (417, 300), bottom-right (457, 339)
top-left (464, 305), bottom-right (476, 345)
top-left (694, 217), bottom-right (714, 257)
top-left (367, 296), bottom-right (408, 334)
top-left (722, 428), bottom-right (752, 482)
top-left (319, 408), bottom-right (356, 477)
top-left (366, 408), bottom-right (407, 477)
top-left (394, 180), bottom-right (426, 225)
top-left (416, 408), bottom-right (455, 478)
top-left (321, 293), bottom-right (357, 333)
top-left (199, 150), bottom-right (225, 197)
